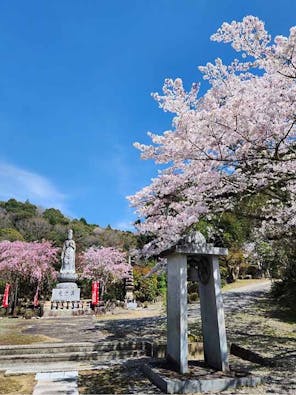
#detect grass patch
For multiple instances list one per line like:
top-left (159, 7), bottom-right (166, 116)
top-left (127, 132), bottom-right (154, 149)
top-left (0, 318), bottom-right (53, 345)
top-left (0, 333), bottom-right (52, 345)
top-left (0, 373), bottom-right (35, 395)
top-left (222, 278), bottom-right (270, 292)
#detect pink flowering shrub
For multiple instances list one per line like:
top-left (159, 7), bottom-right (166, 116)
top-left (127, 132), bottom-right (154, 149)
top-left (79, 247), bottom-right (130, 298)
top-left (0, 240), bottom-right (59, 310)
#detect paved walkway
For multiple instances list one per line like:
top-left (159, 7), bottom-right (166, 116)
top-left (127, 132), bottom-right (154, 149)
top-left (33, 371), bottom-right (78, 395)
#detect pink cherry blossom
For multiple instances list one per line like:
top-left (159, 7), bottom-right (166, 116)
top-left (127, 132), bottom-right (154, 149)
top-left (129, 16), bottom-right (296, 256)
top-left (79, 247), bottom-right (131, 296)
top-left (0, 240), bottom-right (59, 284)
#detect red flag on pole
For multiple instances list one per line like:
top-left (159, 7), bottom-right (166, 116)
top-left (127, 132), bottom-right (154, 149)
top-left (2, 283), bottom-right (10, 308)
top-left (92, 281), bottom-right (99, 306)
top-left (33, 286), bottom-right (39, 307)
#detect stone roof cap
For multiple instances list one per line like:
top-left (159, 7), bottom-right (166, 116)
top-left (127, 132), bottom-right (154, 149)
top-left (161, 231), bottom-right (228, 257)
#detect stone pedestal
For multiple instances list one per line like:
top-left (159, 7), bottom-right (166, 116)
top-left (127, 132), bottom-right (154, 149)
top-left (51, 282), bottom-right (80, 302)
top-left (51, 272), bottom-right (80, 302)
top-left (43, 300), bottom-right (93, 317)
top-left (167, 253), bottom-right (188, 374)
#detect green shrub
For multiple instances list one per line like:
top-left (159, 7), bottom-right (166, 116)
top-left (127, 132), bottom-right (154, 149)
top-left (271, 260), bottom-right (296, 314)
top-left (103, 281), bottom-right (126, 301)
top-left (133, 265), bottom-right (159, 303)
top-left (0, 228), bottom-right (24, 241)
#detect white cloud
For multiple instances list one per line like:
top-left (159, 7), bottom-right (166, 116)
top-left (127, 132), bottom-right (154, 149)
top-left (0, 162), bottom-right (69, 212)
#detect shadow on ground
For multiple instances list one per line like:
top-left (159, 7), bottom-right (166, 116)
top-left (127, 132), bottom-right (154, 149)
top-left (78, 359), bottom-right (162, 394)
top-left (94, 315), bottom-right (167, 341)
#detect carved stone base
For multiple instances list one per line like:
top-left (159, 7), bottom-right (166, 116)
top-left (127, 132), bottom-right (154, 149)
top-left (42, 300), bottom-right (93, 317)
top-left (57, 272), bottom-right (78, 283)
top-left (51, 283), bottom-right (80, 302)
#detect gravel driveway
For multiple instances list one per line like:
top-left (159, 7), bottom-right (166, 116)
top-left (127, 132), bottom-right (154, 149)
top-left (188, 280), bottom-right (272, 319)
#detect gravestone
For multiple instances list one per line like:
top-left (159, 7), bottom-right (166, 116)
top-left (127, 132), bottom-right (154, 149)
top-left (51, 229), bottom-right (80, 303)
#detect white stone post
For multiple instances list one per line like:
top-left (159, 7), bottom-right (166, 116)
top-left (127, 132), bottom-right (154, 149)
top-left (166, 253), bottom-right (188, 373)
top-left (198, 255), bottom-right (229, 372)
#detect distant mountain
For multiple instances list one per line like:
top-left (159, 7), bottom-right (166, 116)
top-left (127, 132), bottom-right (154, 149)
top-left (0, 198), bottom-right (137, 251)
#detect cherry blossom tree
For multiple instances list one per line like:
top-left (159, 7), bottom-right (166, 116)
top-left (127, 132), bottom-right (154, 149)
top-left (129, 16), bottom-right (296, 256)
top-left (0, 240), bottom-right (59, 311)
top-left (79, 247), bottom-right (130, 299)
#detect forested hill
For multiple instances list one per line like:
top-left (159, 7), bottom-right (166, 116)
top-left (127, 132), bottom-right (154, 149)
top-left (0, 199), bottom-right (137, 251)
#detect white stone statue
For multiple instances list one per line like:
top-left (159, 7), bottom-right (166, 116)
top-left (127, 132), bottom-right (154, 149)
top-left (60, 229), bottom-right (76, 273)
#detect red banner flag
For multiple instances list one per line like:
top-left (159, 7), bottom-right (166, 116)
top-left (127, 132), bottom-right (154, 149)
top-left (2, 283), bottom-right (10, 308)
top-left (33, 286), bottom-right (39, 307)
top-left (92, 281), bottom-right (99, 306)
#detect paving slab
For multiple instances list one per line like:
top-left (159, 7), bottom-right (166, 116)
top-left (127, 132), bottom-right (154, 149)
top-left (3, 361), bottom-right (95, 375)
top-left (35, 371), bottom-right (78, 381)
top-left (33, 370), bottom-right (79, 395)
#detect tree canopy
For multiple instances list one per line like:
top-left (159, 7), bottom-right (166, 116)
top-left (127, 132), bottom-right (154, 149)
top-left (79, 246), bottom-right (131, 298)
top-left (129, 16), bottom-right (296, 256)
top-left (0, 199), bottom-right (137, 251)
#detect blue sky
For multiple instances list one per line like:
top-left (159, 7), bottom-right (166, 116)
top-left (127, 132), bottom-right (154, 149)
top-left (0, 0), bottom-right (295, 230)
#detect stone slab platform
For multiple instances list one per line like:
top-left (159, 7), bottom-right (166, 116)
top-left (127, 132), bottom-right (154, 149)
top-left (143, 359), bottom-right (263, 394)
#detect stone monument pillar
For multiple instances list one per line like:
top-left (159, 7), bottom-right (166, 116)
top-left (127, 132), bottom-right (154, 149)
top-left (143, 232), bottom-right (262, 392)
top-left (51, 229), bottom-right (80, 303)
top-left (167, 253), bottom-right (188, 373)
top-left (165, 231), bottom-right (229, 373)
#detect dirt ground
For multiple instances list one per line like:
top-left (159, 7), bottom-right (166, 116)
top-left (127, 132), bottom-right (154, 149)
top-left (0, 373), bottom-right (35, 395)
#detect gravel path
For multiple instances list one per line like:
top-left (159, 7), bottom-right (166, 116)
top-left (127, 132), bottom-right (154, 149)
top-left (95, 280), bottom-right (272, 342)
top-left (21, 280), bottom-right (272, 343)
top-left (188, 280), bottom-right (271, 319)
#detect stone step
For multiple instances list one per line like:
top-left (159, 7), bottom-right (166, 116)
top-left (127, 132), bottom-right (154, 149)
top-left (1, 361), bottom-right (95, 375)
top-left (0, 348), bottom-right (147, 364)
top-left (0, 340), bottom-right (148, 356)
top-left (0, 342), bottom-right (94, 356)
top-left (1, 357), bottom-right (152, 375)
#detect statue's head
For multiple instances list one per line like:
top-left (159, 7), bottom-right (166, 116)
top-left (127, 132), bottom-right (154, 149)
top-left (67, 229), bottom-right (73, 240)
